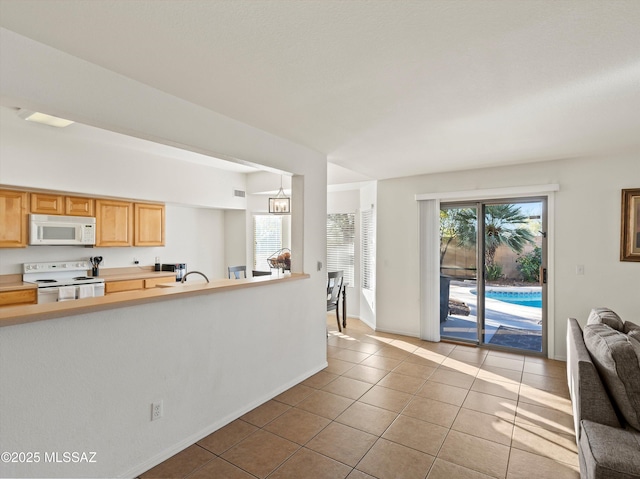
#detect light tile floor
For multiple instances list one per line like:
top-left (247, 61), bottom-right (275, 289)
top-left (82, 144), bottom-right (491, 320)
top-left (140, 316), bottom-right (579, 479)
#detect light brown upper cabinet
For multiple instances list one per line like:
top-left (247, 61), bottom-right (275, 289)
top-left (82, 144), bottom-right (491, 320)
top-left (0, 189), bottom-right (29, 248)
top-left (134, 203), bottom-right (165, 246)
top-left (31, 193), bottom-right (94, 217)
top-left (31, 193), bottom-right (63, 215)
top-left (65, 196), bottom-right (94, 217)
top-left (95, 199), bottom-right (133, 247)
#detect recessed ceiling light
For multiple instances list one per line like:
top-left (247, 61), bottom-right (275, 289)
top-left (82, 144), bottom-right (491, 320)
top-left (17, 109), bottom-right (74, 128)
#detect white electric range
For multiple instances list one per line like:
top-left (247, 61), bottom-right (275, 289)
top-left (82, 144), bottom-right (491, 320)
top-left (23, 261), bottom-right (105, 304)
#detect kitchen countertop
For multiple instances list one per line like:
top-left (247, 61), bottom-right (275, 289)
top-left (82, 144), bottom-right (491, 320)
top-left (0, 282), bottom-right (36, 293)
top-left (0, 273), bottom-right (310, 328)
top-left (0, 274), bottom-right (37, 293)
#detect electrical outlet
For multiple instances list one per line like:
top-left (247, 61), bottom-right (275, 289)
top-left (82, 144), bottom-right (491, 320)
top-left (133, 257), bottom-right (139, 265)
top-left (576, 264), bottom-right (585, 275)
top-left (151, 401), bottom-right (163, 421)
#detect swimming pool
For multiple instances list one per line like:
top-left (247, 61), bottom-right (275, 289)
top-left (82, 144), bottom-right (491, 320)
top-left (472, 289), bottom-right (542, 308)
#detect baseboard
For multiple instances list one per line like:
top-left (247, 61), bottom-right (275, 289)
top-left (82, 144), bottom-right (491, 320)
top-left (121, 361), bottom-right (328, 478)
top-left (374, 325), bottom-right (420, 339)
top-left (356, 316), bottom-right (376, 330)
top-left (339, 314), bottom-right (375, 332)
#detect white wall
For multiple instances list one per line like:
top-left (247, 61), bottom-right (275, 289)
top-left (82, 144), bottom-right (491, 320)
top-left (223, 209), bottom-right (247, 275)
top-left (0, 27), bottom-right (327, 479)
top-left (376, 154), bottom-right (640, 359)
top-left (0, 205), bottom-right (226, 278)
top-left (327, 189), bottom-right (360, 215)
top-left (246, 170), bottom-right (292, 194)
top-left (0, 104), bottom-right (240, 278)
top-left (0, 107), bottom-right (248, 209)
top-left (0, 277), bottom-right (322, 478)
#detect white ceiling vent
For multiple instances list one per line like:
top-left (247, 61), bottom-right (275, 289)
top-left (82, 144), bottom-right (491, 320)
top-left (233, 188), bottom-right (246, 198)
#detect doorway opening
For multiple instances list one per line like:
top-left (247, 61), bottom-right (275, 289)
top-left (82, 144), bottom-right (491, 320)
top-left (439, 198), bottom-right (547, 354)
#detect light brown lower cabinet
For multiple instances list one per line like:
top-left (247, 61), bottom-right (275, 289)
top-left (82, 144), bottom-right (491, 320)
top-left (144, 277), bottom-right (175, 288)
top-left (105, 276), bottom-right (175, 294)
top-left (104, 279), bottom-right (145, 294)
top-left (0, 289), bottom-right (37, 307)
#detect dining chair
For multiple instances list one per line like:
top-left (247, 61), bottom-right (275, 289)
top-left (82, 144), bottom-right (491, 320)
top-left (327, 271), bottom-right (345, 332)
top-left (228, 265), bottom-right (247, 279)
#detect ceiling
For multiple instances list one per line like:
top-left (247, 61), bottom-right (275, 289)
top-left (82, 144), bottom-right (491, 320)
top-left (1, 0), bottom-right (639, 181)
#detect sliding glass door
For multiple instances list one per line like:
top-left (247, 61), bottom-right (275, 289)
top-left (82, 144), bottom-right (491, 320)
top-left (439, 204), bottom-right (479, 342)
top-left (439, 198), bottom-right (547, 354)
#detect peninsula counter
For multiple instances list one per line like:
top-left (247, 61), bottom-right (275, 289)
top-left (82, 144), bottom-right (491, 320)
top-left (0, 271), bottom-right (325, 479)
top-left (0, 273), bottom-right (309, 328)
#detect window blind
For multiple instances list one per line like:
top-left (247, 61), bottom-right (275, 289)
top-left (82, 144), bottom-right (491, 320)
top-left (362, 209), bottom-right (375, 290)
top-left (253, 215), bottom-right (282, 270)
top-left (327, 213), bottom-right (355, 286)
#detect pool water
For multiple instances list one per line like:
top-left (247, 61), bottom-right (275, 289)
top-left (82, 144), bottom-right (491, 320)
top-left (473, 290), bottom-right (542, 308)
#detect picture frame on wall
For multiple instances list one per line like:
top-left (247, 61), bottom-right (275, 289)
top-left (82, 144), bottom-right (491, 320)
top-left (620, 188), bottom-right (640, 262)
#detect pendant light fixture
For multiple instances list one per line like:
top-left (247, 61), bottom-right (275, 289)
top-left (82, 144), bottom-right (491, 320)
top-left (269, 176), bottom-right (290, 214)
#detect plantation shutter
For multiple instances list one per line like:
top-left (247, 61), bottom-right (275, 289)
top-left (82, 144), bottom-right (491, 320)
top-left (327, 213), bottom-right (355, 286)
top-left (362, 209), bottom-right (375, 290)
top-left (253, 215), bottom-right (282, 270)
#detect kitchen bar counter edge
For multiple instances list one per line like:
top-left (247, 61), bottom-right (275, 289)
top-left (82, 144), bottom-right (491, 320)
top-left (0, 273), bottom-right (310, 328)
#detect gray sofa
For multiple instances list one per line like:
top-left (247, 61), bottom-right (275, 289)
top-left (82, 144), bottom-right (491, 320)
top-left (567, 309), bottom-right (640, 479)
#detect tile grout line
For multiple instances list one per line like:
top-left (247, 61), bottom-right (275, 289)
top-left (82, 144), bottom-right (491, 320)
top-left (145, 318), bottom-right (577, 479)
top-left (332, 331), bottom-right (519, 479)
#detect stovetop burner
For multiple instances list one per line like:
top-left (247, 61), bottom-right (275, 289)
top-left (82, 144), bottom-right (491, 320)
top-left (73, 276), bottom-right (93, 281)
top-left (35, 279), bottom-right (57, 283)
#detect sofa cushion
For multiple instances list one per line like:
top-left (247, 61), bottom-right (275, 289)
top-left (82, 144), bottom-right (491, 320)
top-left (567, 318), bottom-right (621, 437)
top-left (588, 308), bottom-right (624, 331)
top-left (630, 336), bottom-right (640, 363)
top-left (579, 419), bottom-right (640, 479)
top-left (584, 323), bottom-right (640, 431)
top-left (624, 321), bottom-right (640, 343)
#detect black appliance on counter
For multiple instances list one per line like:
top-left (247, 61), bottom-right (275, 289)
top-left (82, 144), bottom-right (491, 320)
top-left (162, 263), bottom-right (187, 282)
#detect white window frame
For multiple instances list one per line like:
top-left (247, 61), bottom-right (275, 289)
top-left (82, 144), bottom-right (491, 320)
top-left (327, 213), bottom-right (355, 287)
top-left (361, 209), bottom-right (375, 291)
top-left (253, 215), bottom-right (282, 271)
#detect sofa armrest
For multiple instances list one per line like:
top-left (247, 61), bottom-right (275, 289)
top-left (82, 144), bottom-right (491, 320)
top-left (579, 420), bottom-right (640, 479)
top-left (567, 318), bottom-right (621, 437)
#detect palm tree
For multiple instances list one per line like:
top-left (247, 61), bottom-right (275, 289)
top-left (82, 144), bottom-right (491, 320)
top-left (455, 204), bottom-right (535, 270)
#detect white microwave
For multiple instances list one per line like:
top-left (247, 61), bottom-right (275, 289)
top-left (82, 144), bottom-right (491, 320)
top-left (29, 214), bottom-right (96, 246)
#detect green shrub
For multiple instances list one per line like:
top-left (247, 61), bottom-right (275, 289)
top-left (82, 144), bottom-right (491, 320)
top-left (486, 264), bottom-right (503, 281)
top-left (518, 246), bottom-right (542, 282)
